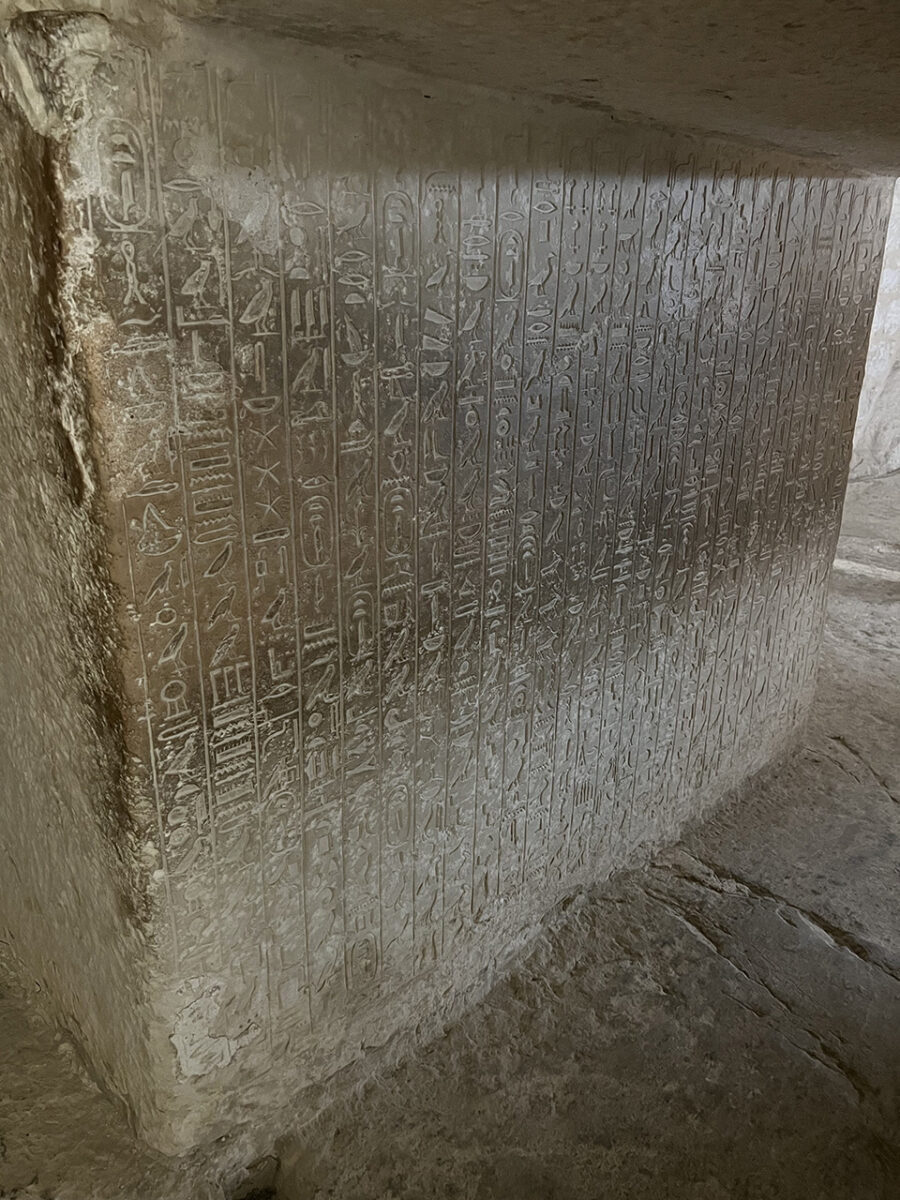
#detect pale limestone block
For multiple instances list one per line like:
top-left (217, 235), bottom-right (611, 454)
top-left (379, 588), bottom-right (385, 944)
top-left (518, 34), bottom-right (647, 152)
top-left (0, 14), bottom-right (891, 1152)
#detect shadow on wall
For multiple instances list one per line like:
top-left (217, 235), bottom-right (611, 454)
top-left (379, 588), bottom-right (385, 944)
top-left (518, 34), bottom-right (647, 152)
top-left (852, 178), bottom-right (900, 479)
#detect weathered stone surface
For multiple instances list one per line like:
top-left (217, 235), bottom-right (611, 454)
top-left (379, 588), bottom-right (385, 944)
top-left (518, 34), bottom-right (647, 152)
top-left (1, 475), bottom-right (898, 1198)
top-left (0, 14), bottom-right (891, 1154)
top-left (192, 0), bottom-right (900, 174)
top-left (0, 80), bottom-right (167, 1130)
top-left (852, 180), bottom-right (900, 479)
top-left (4, 1), bottom-right (900, 171)
top-left (273, 474), bottom-right (900, 1200)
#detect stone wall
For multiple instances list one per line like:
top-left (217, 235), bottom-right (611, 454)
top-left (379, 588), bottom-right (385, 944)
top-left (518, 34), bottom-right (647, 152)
top-left (852, 179), bottom-right (900, 479)
top-left (1, 17), bottom-right (891, 1152)
top-left (0, 90), bottom-right (157, 1125)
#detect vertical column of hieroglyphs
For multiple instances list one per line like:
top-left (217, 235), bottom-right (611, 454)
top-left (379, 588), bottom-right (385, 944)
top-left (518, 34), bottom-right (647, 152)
top-left (639, 149), bottom-right (707, 835)
top-left (274, 71), bottom-right (328, 1035)
top-left (750, 169), bottom-right (825, 761)
top-left (584, 148), bottom-right (630, 866)
top-left (734, 169), bottom-right (825, 763)
top-left (683, 161), bottom-right (755, 797)
top-left (726, 168), bottom-right (804, 760)
top-left (725, 167), bottom-right (799, 765)
top-left (626, 147), bottom-right (702, 839)
top-left (673, 158), bottom-right (727, 806)
top-left (470, 131), bottom-right (524, 920)
top-left (564, 138), bottom-right (627, 874)
top-left (491, 133), bottom-right (534, 902)
top-left (370, 90), bottom-right (417, 984)
top-left (776, 178), bottom-right (847, 730)
top-left (658, 158), bottom-right (730, 827)
top-left (777, 177), bottom-right (870, 720)
top-left (615, 141), bottom-right (695, 851)
top-left (710, 165), bottom-right (778, 776)
top-left (681, 151), bottom-right (752, 809)
top-left (409, 117), bottom-right (443, 975)
top-left (587, 144), bottom-right (650, 859)
top-left (778, 182), bottom-right (887, 719)
top-left (215, 69), bottom-right (296, 1045)
top-left (328, 84), bottom-right (384, 1010)
top-left (522, 135), bottom-right (583, 890)
top-left (414, 117), bottom-right (458, 970)
top-left (88, 50), bottom-right (211, 976)
top-left (540, 140), bottom-right (595, 892)
top-left (625, 150), bottom-right (692, 840)
top-left (161, 58), bottom-right (267, 1031)
top-left (514, 133), bottom-right (565, 891)
top-left (442, 130), bottom-right (494, 948)
top-left (462, 133), bottom-right (500, 930)
top-left (542, 139), bottom-right (598, 888)
top-left (291, 85), bottom-right (347, 1025)
top-left (603, 143), bottom-right (660, 850)
top-left (721, 154), bottom-right (794, 781)
top-left (767, 174), bottom-right (842, 728)
top-left (496, 130), bottom-right (542, 900)
top-left (293, 79), bottom-right (348, 1027)
top-left (243, 69), bottom-right (309, 1040)
top-left (691, 158), bottom-right (763, 792)
top-left (637, 147), bottom-right (699, 841)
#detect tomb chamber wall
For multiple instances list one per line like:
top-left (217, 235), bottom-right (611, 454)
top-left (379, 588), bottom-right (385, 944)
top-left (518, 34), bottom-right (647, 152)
top-left (851, 178), bottom-right (900, 479)
top-left (0, 88), bottom-right (159, 1121)
top-left (6, 18), bottom-right (891, 1150)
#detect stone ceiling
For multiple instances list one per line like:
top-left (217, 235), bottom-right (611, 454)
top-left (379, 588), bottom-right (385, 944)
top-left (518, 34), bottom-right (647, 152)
top-left (183, 0), bottom-right (900, 174)
top-left (1, 1), bottom-right (898, 172)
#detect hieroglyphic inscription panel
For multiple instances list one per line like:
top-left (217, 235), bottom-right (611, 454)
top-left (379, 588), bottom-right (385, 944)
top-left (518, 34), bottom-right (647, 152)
top-left (71, 37), bottom-right (890, 1079)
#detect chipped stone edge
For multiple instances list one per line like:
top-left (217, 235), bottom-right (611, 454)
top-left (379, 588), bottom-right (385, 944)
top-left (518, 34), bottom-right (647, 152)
top-left (0, 8), bottom-right (177, 1135)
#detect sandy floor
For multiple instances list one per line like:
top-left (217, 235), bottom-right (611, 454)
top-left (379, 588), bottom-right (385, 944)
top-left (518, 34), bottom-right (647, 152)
top-left (1, 474), bottom-right (898, 1199)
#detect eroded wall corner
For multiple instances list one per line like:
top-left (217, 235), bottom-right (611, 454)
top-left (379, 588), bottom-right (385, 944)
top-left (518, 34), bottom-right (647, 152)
top-left (0, 13), bottom-right (173, 1141)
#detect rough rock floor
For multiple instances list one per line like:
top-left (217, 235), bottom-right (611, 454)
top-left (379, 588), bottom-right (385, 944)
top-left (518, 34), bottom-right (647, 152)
top-left (1, 474), bottom-right (898, 1200)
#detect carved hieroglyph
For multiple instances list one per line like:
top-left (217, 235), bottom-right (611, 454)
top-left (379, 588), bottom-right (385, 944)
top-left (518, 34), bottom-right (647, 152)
top-left (48, 24), bottom-right (890, 1147)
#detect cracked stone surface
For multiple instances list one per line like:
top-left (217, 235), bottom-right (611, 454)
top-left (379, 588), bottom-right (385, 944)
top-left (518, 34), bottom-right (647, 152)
top-left (1, 473), bottom-right (898, 1196)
